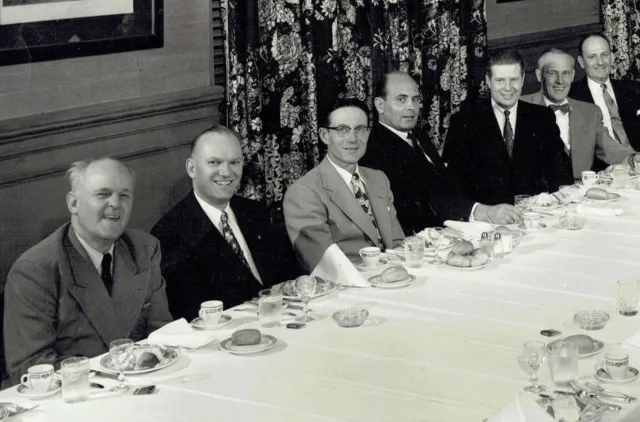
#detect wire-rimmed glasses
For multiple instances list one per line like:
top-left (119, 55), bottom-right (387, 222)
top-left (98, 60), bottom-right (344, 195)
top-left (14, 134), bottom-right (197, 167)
top-left (326, 125), bottom-right (371, 138)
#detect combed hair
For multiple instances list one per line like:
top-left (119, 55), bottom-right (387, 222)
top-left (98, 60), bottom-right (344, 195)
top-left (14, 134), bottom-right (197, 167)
top-left (374, 70), bottom-right (414, 99)
top-left (67, 158), bottom-right (135, 191)
top-left (537, 48), bottom-right (575, 70)
top-left (486, 49), bottom-right (525, 77)
top-left (320, 97), bottom-right (370, 128)
top-left (190, 125), bottom-right (241, 154)
top-left (577, 33), bottom-right (610, 57)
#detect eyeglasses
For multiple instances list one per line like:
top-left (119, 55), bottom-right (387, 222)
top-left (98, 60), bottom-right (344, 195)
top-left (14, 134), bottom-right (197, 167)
top-left (326, 125), bottom-right (371, 137)
top-left (544, 70), bottom-right (573, 81)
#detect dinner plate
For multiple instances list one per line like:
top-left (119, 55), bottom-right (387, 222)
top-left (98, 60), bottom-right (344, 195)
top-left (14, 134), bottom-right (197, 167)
top-left (191, 314), bottom-right (232, 330)
top-left (219, 334), bottom-right (278, 355)
top-left (100, 345), bottom-right (179, 375)
top-left (367, 274), bottom-right (417, 289)
top-left (546, 337), bottom-right (604, 358)
top-left (517, 223), bottom-right (547, 231)
top-left (0, 406), bottom-right (8, 422)
top-left (444, 259), bottom-right (491, 271)
top-left (595, 366), bottom-right (639, 384)
top-left (353, 258), bottom-right (390, 272)
top-left (17, 380), bottom-right (61, 399)
top-left (584, 192), bottom-right (621, 203)
top-left (530, 204), bottom-right (562, 212)
top-left (280, 279), bottom-right (337, 301)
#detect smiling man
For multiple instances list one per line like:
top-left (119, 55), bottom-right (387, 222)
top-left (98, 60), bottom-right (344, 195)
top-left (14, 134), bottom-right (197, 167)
top-left (3, 158), bottom-right (172, 386)
top-left (151, 126), bottom-right (297, 319)
top-left (283, 98), bottom-right (405, 271)
top-left (522, 48), bottom-right (637, 178)
top-left (443, 49), bottom-right (573, 205)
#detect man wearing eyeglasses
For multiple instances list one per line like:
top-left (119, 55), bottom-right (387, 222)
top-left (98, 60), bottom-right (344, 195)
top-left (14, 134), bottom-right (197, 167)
top-left (283, 98), bottom-right (404, 271)
top-left (360, 71), bottom-right (522, 235)
top-left (522, 48), bottom-right (637, 178)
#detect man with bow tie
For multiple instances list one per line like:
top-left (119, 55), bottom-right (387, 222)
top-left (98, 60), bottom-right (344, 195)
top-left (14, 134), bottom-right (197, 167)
top-left (522, 48), bottom-right (637, 178)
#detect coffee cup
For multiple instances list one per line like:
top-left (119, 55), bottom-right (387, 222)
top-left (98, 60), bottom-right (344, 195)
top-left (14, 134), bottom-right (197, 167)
top-left (597, 348), bottom-right (629, 380)
top-left (359, 247), bottom-right (381, 267)
top-left (523, 212), bottom-right (541, 229)
top-left (21, 364), bottom-right (54, 393)
top-left (199, 300), bottom-right (223, 325)
top-left (582, 171), bottom-right (598, 186)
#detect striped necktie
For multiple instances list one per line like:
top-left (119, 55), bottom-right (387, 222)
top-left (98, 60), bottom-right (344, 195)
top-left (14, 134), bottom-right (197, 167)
top-left (503, 110), bottom-right (514, 157)
top-left (601, 84), bottom-right (629, 145)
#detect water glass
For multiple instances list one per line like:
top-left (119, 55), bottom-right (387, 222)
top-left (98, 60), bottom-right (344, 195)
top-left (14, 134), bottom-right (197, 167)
top-left (612, 164), bottom-right (629, 189)
top-left (618, 279), bottom-right (640, 316)
top-left (428, 228), bottom-right (446, 264)
top-left (61, 356), bottom-right (90, 403)
top-left (404, 236), bottom-right (425, 267)
top-left (258, 288), bottom-right (282, 328)
top-left (514, 195), bottom-right (531, 212)
top-left (548, 342), bottom-right (578, 387)
top-left (295, 275), bottom-right (316, 323)
top-left (109, 339), bottom-right (134, 393)
top-left (522, 341), bottom-right (547, 393)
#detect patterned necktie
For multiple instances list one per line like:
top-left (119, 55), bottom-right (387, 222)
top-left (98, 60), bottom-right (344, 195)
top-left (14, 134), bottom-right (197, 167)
top-left (220, 211), bottom-right (251, 270)
top-left (503, 110), bottom-right (514, 157)
top-left (101, 253), bottom-right (113, 296)
top-left (350, 173), bottom-right (383, 247)
top-left (549, 104), bottom-right (571, 114)
top-left (601, 84), bottom-right (629, 145)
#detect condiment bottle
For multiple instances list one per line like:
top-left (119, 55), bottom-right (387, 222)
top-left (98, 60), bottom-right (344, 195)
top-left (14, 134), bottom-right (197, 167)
top-left (480, 232), bottom-right (493, 256)
top-left (502, 232), bottom-right (513, 255)
top-left (493, 233), bottom-right (504, 258)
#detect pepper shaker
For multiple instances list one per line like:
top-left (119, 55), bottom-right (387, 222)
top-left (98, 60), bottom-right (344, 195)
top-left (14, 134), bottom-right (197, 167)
top-left (493, 233), bottom-right (504, 258)
top-left (480, 232), bottom-right (493, 256)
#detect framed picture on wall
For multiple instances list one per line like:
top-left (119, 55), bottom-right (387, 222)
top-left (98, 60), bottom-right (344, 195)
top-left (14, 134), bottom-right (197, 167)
top-left (0, 0), bottom-right (163, 66)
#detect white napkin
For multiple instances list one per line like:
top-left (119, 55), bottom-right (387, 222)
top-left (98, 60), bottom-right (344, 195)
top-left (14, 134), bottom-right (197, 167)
top-left (311, 244), bottom-right (369, 287)
top-left (147, 318), bottom-right (217, 349)
top-left (443, 221), bottom-right (494, 240)
top-left (488, 392), bottom-right (553, 422)
top-left (576, 203), bottom-right (623, 217)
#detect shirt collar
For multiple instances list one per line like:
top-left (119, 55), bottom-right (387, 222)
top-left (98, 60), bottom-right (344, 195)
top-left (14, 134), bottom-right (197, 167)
top-left (587, 76), bottom-right (612, 92)
top-left (74, 230), bottom-right (114, 272)
top-left (543, 96), bottom-right (569, 107)
top-left (378, 121), bottom-right (410, 140)
top-left (326, 156), bottom-right (364, 186)
top-left (491, 98), bottom-right (519, 116)
top-left (193, 190), bottom-right (231, 226)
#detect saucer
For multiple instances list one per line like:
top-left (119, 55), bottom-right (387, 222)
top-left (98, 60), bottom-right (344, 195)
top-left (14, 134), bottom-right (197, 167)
top-left (354, 258), bottom-right (390, 272)
top-left (17, 380), bottom-right (61, 399)
top-left (595, 366), bottom-right (639, 384)
top-left (219, 334), bottom-right (278, 355)
top-left (191, 314), bottom-right (232, 330)
top-left (518, 223), bottom-right (547, 231)
top-left (367, 274), bottom-right (417, 289)
top-left (0, 406), bottom-right (8, 422)
top-left (546, 337), bottom-right (604, 358)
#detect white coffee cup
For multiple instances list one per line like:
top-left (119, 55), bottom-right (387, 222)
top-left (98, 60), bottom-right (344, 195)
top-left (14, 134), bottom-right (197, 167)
top-left (359, 246), bottom-right (381, 267)
top-left (199, 300), bottom-right (223, 325)
top-left (523, 212), bottom-right (541, 229)
top-left (582, 171), bottom-right (598, 186)
top-left (598, 348), bottom-right (629, 380)
top-left (21, 364), bottom-right (54, 393)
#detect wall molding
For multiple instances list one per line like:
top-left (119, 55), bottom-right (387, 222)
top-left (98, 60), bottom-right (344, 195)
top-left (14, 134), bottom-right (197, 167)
top-left (488, 23), bottom-right (603, 52)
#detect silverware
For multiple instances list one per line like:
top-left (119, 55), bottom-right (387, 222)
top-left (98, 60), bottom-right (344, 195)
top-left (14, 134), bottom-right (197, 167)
top-left (93, 370), bottom-right (119, 380)
top-left (90, 382), bottom-right (105, 389)
top-left (585, 381), bottom-right (636, 403)
top-left (569, 381), bottom-right (623, 412)
top-left (0, 402), bottom-right (38, 416)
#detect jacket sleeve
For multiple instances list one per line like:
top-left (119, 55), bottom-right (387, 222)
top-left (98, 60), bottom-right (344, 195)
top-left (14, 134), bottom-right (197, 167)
top-left (593, 107), bottom-right (635, 164)
top-left (540, 108), bottom-right (574, 190)
top-left (143, 238), bottom-right (173, 335)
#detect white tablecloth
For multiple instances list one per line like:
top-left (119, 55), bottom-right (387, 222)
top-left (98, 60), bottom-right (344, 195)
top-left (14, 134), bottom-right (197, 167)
top-left (4, 189), bottom-right (640, 421)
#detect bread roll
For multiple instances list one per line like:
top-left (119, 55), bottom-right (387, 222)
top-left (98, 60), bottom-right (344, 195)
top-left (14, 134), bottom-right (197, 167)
top-left (586, 188), bottom-right (608, 200)
top-left (447, 254), bottom-right (466, 267)
top-left (495, 226), bottom-right (511, 235)
top-left (381, 265), bottom-right (409, 283)
top-left (232, 329), bottom-right (262, 346)
top-left (135, 351), bottom-right (160, 370)
top-left (452, 240), bottom-right (474, 255)
top-left (471, 249), bottom-right (489, 264)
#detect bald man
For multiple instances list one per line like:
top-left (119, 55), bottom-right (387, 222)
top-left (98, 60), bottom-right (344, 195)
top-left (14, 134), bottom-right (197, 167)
top-left (522, 48), bottom-right (637, 178)
top-left (4, 158), bottom-right (172, 386)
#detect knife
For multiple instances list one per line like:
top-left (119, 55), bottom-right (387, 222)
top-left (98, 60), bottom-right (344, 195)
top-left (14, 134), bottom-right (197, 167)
top-left (93, 370), bottom-right (119, 380)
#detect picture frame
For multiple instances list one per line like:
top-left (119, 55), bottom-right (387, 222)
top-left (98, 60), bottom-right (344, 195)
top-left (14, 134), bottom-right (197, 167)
top-left (0, 0), bottom-right (163, 67)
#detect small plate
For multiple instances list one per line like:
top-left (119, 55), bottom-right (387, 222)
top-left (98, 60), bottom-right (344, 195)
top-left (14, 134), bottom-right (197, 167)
top-left (368, 274), bottom-right (417, 289)
top-left (595, 366), bottom-right (640, 384)
top-left (219, 334), bottom-right (278, 355)
top-left (0, 406), bottom-right (8, 422)
top-left (546, 337), bottom-right (604, 358)
top-left (191, 314), bottom-right (232, 330)
top-left (517, 223), bottom-right (547, 231)
top-left (100, 345), bottom-right (179, 375)
top-left (444, 259), bottom-right (491, 271)
top-left (354, 258), bottom-right (390, 272)
top-left (17, 380), bottom-right (61, 399)
top-left (585, 192), bottom-right (621, 203)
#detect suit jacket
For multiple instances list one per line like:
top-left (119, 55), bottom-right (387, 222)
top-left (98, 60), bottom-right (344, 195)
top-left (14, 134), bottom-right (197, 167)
top-left (570, 77), bottom-right (640, 151)
top-left (283, 157), bottom-right (405, 271)
top-left (3, 224), bottom-right (172, 385)
top-left (360, 123), bottom-right (475, 235)
top-left (151, 192), bottom-right (298, 320)
top-left (442, 100), bottom-right (573, 205)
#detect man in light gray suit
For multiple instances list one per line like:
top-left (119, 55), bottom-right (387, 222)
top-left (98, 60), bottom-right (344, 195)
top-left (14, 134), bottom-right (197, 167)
top-left (521, 48), bottom-right (637, 178)
top-left (284, 98), bottom-right (405, 271)
top-left (3, 158), bottom-right (172, 386)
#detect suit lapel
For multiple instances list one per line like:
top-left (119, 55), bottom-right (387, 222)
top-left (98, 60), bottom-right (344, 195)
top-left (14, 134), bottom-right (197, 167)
top-left (535, 91), bottom-right (571, 156)
top-left (567, 98), bottom-right (585, 169)
top-left (319, 158), bottom-right (381, 247)
top-left (230, 197), bottom-right (266, 284)
top-left (359, 168), bottom-right (392, 248)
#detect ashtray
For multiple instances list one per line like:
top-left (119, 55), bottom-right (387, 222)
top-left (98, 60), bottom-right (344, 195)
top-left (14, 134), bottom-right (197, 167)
top-left (332, 308), bottom-right (369, 328)
top-left (565, 214), bottom-right (586, 230)
top-left (573, 310), bottom-right (610, 330)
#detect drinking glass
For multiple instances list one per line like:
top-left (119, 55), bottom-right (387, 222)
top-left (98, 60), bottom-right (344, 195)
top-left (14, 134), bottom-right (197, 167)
top-left (547, 342), bottom-right (578, 387)
top-left (109, 339), bottom-right (134, 393)
top-left (404, 236), bottom-right (425, 267)
top-left (557, 185), bottom-right (573, 227)
top-left (295, 276), bottom-right (317, 323)
top-left (617, 279), bottom-right (640, 316)
top-left (514, 195), bottom-right (531, 213)
top-left (258, 288), bottom-right (282, 328)
top-left (61, 356), bottom-right (90, 403)
top-left (522, 341), bottom-right (547, 393)
top-left (428, 228), bottom-right (446, 264)
top-left (612, 164), bottom-right (629, 189)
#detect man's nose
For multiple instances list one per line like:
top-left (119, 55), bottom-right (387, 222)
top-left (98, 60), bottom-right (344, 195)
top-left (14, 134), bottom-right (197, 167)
top-left (108, 194), bottom-right (121, 208)
top-left (219, 162), bottom-right (231, 176)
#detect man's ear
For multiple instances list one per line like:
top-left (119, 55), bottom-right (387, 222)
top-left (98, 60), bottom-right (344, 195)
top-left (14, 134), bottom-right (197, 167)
top-left (66, 191), bottom-right (78, 215)
top-left (535, 69), bottom-right (542, 83)
top-left (577, 56), bottom-right (585, 70)
top-left (318, 128), bottom-right (330, 146)
top-left (186, 158), bottom-right (196, 179)
top-left (374, 97), bottom-right (385, 115)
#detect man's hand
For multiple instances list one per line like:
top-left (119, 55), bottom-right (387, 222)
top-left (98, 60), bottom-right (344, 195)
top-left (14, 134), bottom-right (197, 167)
top-left (474, 203), bottom-right (523, 225)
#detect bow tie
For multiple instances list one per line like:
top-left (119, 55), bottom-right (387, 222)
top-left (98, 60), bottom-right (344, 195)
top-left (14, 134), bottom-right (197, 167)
top-left (549, 104), bottom-right (571, 114)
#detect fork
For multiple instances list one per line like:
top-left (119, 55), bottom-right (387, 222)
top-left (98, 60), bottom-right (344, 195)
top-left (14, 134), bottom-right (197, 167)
top-left (0, 402), bottom-right (38, 416)
top-left (585, 381), bottom-right (636, 403)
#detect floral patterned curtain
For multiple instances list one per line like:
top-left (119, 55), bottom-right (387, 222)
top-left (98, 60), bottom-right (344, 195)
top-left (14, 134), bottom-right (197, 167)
top-left (222, 0), bottom-right (487, 204)
top-left (602, 0), bottom-right (640, 79)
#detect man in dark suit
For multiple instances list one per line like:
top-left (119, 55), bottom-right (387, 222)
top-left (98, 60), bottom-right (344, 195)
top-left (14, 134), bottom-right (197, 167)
top-left (3, 158), bottom-right (172, 386)
top-left (151, 126), bottom-right (297, 320)
top-left (284, 98), bottom-right (405, 271)
top-left (522, 48), bottom-right (637, 179)
top-left (570, 34), bottom-right (640, 155)
top-left (360, 71), bottom-right (522, 234)
top-left (443, 50), bottom-right (573, 205)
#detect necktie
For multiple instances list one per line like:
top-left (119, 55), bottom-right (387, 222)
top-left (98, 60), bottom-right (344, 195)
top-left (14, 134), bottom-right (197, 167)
top-left (220, 211), bottom-right (251, 270)
top-left (549, 104), bottom-right (571, 114)
top-left (350, 173), bottom-right (384, 247)
top-left (503, 110), bottom-right (514, 157)
top-left (101, 253), bottom-right (113, 296)
top-left (601, 84), bottom-right (629, 145)
top-left (408, 133), bottom-right (436, 168)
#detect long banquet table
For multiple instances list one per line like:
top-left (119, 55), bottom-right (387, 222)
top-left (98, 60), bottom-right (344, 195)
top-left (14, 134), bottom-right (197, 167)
top-left (4, 189), bottom-right (640, 421)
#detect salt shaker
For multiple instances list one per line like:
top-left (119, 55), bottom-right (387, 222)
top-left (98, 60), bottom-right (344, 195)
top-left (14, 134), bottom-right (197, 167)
top-left (502, 232), bottom-right (513, 255)
top-left (493, 233), bottom-right (504, 258)
top-left (480, 232), bottom-right (493, 256)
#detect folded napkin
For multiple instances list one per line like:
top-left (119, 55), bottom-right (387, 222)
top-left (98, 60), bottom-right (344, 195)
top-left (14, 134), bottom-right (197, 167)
top-left (488, 392), bottom-right (553, 422)
top-left (311, 244), bottom-right (369, 287)
top-left (147, 318), bottom-right (217, 349)
top-left (576, 203), bottom-right (623, 217)
top-left (443, 221), bottom-right (494, 240)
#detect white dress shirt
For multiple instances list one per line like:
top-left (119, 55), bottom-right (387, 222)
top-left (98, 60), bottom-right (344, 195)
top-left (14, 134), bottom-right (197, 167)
top-left (193, 191), bottom-right (262, 283)
top-left (587, 77), bottom-right (617, 140)
top-left (379, 122), bottom-right (435, 165)
top-left (74, 230), bottom-right (114, 276)
top-left (491, 99), bottom-right (518, 136)
top-left (543, 97), bottom-right (570, 151)
top-left (327, 156), bottom-right (366, 195)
